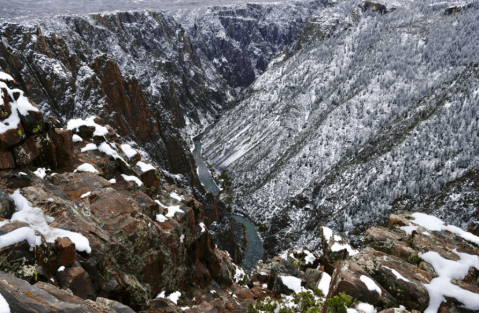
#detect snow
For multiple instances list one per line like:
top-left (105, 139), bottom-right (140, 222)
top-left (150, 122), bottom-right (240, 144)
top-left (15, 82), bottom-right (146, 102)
top-left (98, 142), bottom-right (125, 162)
top-left (121, 174), bottom-right (143, 186)
top-left (323, 227), bottom-right (333, 241)
top-left (317, 272), bottom-right (331, 296)
top-left (0, 227), bottom-right (37, 249)
top-left (137, 161), bottom-right (156, 172)
top-left (199, 222), bottom-right (206, 232)
top-left (57, 266), bottom-right (65, 272)
top-left (410, 213), bottom-right (479, 246)
top-left (280, 276), bottom-right (302, 293)
top-left (400, 225), bottom-right (418, 235)
top-left (72, 134), bottom-right (83, 142)
top-left (120, 144), bottom-right (138, 158)
top-left (420, 250), bottom-right (479, 313)
top-left (234, 265), bottom-right (245, 283)
top-left (0, 72), bottom-right (14, 82)
top-left (304, 250), bottom-right (316, 264)
top-left (383, 266), bottom-right (409, 282)
top-left (109, 178), bottom-right (116, 184)
top-left (0, 82), bottom-right (39, 135)
top-left (155, 200), bottom-right (185, 218)
top-left (157, 291), bottom-right (181, 305)
top-left (156, 214), bottom-right (167, 222)
top-left (0, 291), bottom-right (10, 313)
top-left (331, 242), bottom-right (359, 256)
top-left (9, 190), bottom-right (91, 253)
top-left (74, 163), bottom-right (99, 173)
top-left (81, 143), bottom-right (98, 152)
top-left (67, 116), bottom-right (108, 137)
top-left (180, 234), bottom-right (185, 243)
top-left (47, 198), bottom-right (54, 202)
top-left (170, 192), bottom-right (184, 201)
top-left (80, 192), bottom-right (91, 199)
top-left (356, 303), bottom-right (377, 313)
top-left (33, 168), bottom-right (47, 179)
top-left (360, 275), bottom-right (381, 295)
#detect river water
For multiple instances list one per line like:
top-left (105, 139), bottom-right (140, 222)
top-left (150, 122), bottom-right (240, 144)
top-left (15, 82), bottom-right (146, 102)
top-left (192, 125), bottom-right (264, 273)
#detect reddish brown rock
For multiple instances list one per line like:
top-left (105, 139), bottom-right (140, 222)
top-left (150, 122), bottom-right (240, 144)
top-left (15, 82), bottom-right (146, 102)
top-left (0, 150), bottom-right (15, 169)
top-left (364, 227), bottom-right (415, 259)
top-left (140, 168), bottom-right (160, 190)
top-left (13, 135), bottom-right (39, 165)
top-left (0, 122), bottom-right (25, 150)
top-left (55, 237), bottom-right (77, 267)
top-left (56, 265), bottom-right (96, 300)
top-left (52, 128), bottom-right (74, 168)
top-left (19, 104), bottom-right (45, 135)
top-left (326, 260), bottom-right (398, 311)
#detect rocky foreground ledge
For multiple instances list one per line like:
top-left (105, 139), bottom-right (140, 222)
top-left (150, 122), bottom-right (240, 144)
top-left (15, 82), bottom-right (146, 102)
top-left (0, 73), bottom-right (478, 312)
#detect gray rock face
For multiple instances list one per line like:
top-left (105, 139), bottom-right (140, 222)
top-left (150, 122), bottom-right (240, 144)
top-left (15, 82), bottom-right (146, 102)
top-left (171, 0), bottom-right (328, 88)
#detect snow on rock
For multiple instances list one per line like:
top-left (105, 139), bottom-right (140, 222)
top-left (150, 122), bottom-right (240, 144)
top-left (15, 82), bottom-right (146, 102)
top-left (136, 161), bottom-right (155, 172)
top-left (280, 276), bottom-right (302, 293)
top-left (0, 291), bottom-right (10, 313)
top-left (170, 192), bottom-right (184, 201)
top-left (356, 303), bottom-right (377, 313)
top-left (157, 291), bottom-right (181, 305)
top-left (80, 143), bottom-right (98, 152)
top-left (155, 200), bottom-right (185, 218)
top-left (383, 266), bottom-right (409, 282)
top-left (120, 144), bottom-right (138, 159)
top-left (98, 142), bottom-right (125, 162)
top-left (80, 192), bottom-right (91, 199)
top-left (74, 163), bottom-right (98, 173)
top-left (331, 242), bottom-right (359, 256)
top-left (67, 116), bottom-right (108, 137)
top-left (57, 266), bottom-right (65, 272)
top-left (109, 178), bottom-right (116, 184)
top-left (0, 71), bottom-right (14, 82)
top-left (0, 227), bottom-right (38, 249)
top-left (317, 272), bottom-right (331, 296)
top-left (199, 222), bottom-right (206, 233)
top-left (304, 250), bottom-right (316, 265)
top-left (33, 168), bottom-right (47, 179)
top-left (234, 264), bottom-right (245, 283)
top-left (410, 213), bottom-right (479, 246)
top-left (156, 214), bottom-right (167, 223)
top-left (420, 249), bottom-right (479, 313)
top-left (9, 190), bottom-right (91, 253)
top-left (121, 174), bottom-right (143, 187)
top-left (399, 225), bottom-right (418, 235)
top-left (323, 227), bottom-right (333, 242)
top-left (0, 82), bottom-right (39, 135)
top-left (72, 134), bottom-right (83, 142)
top-left (360, 275), bottom-right (382, 295)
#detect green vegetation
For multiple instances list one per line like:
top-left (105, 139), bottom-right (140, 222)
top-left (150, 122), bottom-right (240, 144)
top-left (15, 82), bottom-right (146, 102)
top-left (326, 292), bottom-right (353, 313)
top-left (248, 289), bottom-right (325, 313)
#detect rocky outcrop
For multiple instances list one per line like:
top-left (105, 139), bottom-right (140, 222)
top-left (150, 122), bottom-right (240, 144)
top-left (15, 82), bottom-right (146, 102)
top-left (0, 88), bottom-right (250, 311)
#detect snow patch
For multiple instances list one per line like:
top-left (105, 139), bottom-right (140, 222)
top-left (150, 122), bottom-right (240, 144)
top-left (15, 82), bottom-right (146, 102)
top-left (72, 134), bottom-right (83, 142)
top-left (280, 276), bottom-right (302, 293)
top-left (33, 168), bottom-right (47, 179)
top-left (80, 192), bottom-right (91, 199)
top-left (360, 275), bottom-right (381, 295)
top-left (121, 174), bottom-right (143, 186)
top-left (67, 116), bottom-right (108, 137)
top-left (199, 222), bottom-right (206, 233)
top-left (74, 163), bottom-right (98, 173)
top-left (120, 144), bottom-right (138, 158)
top-left (81, 143), bottom-right (97, 152)
top-left (156, 214), bottom-right (167, 223)
top-left (137, 161), bottom-right (155, 172)
top-left (317, 272), bottom-right (331, 296)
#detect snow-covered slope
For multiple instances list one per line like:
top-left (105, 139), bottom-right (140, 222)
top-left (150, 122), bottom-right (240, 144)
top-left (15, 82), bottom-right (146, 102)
top-left (202, 0), bottom-right (479, 254)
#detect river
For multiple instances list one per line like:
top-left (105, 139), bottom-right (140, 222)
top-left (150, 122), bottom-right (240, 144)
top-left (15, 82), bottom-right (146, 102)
top-left (192, 125), bottom-right (264, 273)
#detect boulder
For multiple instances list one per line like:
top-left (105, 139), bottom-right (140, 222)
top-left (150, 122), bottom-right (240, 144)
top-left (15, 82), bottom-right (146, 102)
top-left (56, 265), bottom-right (96, 300)
top-left (55, 237), bottom-right (77, 267)
top-left (0, 187), bottom-right (15, 219)
top-left (0, 151), bottom-right (15, 169)
top-left (0, 122), bottom-right (25, 150)
top-left (326, 260), bottom-right (398, 310)
top-left (13, 136), bottom-right (40, 166)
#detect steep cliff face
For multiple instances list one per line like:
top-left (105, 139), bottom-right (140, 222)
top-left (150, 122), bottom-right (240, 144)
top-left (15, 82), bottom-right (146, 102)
top-left (202, 0), bottom-right (479, 254)
top-left (171, 0), bottom-right (328, 89)
top-left (0, 11), bottom-right (233, 191)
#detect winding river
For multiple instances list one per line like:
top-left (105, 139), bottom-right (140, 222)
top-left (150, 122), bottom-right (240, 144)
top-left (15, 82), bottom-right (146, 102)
top-left (192, 125), bottom-right (264, 273)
